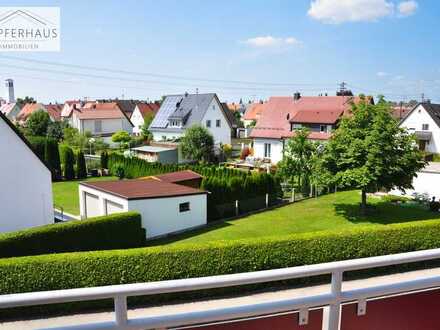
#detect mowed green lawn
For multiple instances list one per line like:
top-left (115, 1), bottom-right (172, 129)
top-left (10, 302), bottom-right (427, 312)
top-left (152, 190), bottom-right (440, 246)
top-left (52, 177), bottom-right (117, 215)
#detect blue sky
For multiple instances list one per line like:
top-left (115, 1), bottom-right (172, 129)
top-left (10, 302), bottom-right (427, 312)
top-left (1, 0), bottom-right (439, 103)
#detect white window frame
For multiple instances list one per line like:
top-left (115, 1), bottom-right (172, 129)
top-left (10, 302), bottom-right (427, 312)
top-left (94, 120), bottom-right (102, 133)
top-left (264, 143), bottom-right (271, 158)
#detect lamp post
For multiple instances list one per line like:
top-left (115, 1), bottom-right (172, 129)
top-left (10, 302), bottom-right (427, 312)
top-left (88, 138), bottom-right (95, 155)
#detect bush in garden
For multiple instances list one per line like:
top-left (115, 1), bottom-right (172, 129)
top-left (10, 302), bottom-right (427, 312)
top-left (100, 151), bottom-right (109, 169)
top-left (240, 147), bottom-right (251, 160)
top-left (76, 151), bottom-right (87, 179)
top-left (44, 137), bottom-right (61, 181)
top-left (59, 145), bottom-right (75, 180)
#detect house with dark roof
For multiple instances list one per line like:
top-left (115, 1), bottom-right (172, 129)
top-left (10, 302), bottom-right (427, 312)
top-left (79, 170), bottom-right (207, 238)
top-left (399, 102), bottom-right (440, 153)
top-left (149, 93), bottom-right (233, 145)
top-left (250, 93), bottom-right (369, 163)
top-left (0, 111), bottom-right (53, 233)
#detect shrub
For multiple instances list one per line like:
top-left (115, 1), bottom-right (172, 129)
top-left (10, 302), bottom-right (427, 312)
top-left (44, 137), bottom-right (61, 181)
top-left (59, 144), bottom-right (75, 180)
top-left (430, 201), bottom-right (440, 212)
top-left (381, 195), bottom-right (411, 203)
top-left (100, 151), bottom-right (109, 169)
top-left (76, 151), bottom-right (87, 179)
top-left (26, 135), bottom-right (46, 160)
top-left (240, 147), bottom-right (251, 160)
top-left (0, 212), bottom-right (145, 258)
top-left (2, 220), bottom-right (440, 315)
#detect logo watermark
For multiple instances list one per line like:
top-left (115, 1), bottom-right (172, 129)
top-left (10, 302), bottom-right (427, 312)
top-left (0, 7), bottom-right (60, 52)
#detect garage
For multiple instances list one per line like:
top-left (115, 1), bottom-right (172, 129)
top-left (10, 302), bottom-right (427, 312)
top-left (85, 192), bottom-right (100, 218)
top-left (78, 171), bottom-right (207, 239)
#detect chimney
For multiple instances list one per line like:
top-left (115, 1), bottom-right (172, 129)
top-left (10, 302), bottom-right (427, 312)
top-left (293, 92), bottom-right (301, 101)
top-left (5, 79), bottom-right (14, 103)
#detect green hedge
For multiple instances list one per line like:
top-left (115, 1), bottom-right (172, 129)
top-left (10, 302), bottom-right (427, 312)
top-left (0, 212), bottom-right (145, 258)
top-left (2, 219), bottom-right (440, 314)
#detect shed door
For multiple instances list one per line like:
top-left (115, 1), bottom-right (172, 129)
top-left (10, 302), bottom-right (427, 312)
top-left (85, 192), bottom-right (100, 218)
top-left (106, 200), bottom-right (124, 215)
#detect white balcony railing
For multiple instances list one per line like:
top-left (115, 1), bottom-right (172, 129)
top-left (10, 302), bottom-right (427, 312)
top-left (1, 248), bottom-right (440, 330)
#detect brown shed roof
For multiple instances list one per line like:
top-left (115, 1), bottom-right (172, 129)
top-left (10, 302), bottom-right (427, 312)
top-left (152, 170), bottom-right (203, 183)
top-left (80, 178), bottom-right (206, 200)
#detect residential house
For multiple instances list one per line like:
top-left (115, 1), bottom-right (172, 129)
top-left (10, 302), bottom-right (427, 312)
top-left (131, 102), bottom-right (160, 136)
top-left (16, 103), bottom-right (62, 123)
top-left (399, 102), bottom-right (440, 154)
top-left (0, 102), bottom-right (21, 121)
top-left (242, 102), bottom-right (267, 128)
top-left (250, 93), bottom-right (369, 163)
top-left (0, 111), bottom-right (53, 233)
top-left (149, 93), bottom-right (233, 146)
top-left (79, 170), bottom-right (207, 239)
top-left (69, 102), bottom-right (134, 144)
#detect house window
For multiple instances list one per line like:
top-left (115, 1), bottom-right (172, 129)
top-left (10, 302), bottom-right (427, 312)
top-left (422, 124), bottom-right (429, 130)
top-left (264, 143), bottom-right (271, 158)
top-left (206, 120), bottom-right (211, 127)
top-left (320, 125), bottom-right (326, 133)
top-left (291, 123), bottom-right (302, 131)
top-left (179, 202), bottom-right (190, 212)
top-left (216, 119), bottom-right (221, 127)
top-left (94, 120), bottom-right (102, 133)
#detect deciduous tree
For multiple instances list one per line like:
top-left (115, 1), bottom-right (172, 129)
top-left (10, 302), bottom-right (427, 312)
top-left (322, 96), bottom-right (425, 213)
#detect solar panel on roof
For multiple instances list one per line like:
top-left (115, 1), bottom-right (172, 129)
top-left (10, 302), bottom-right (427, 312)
top-left (150, 95), bottom-right (182, 128)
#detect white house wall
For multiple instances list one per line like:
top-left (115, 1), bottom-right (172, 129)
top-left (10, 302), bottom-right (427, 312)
top-left (152, 131), bottom-right (183, 142)
top-left (390, 171), bottom-right (440, 199)
top-left (201, 98), bottom-right (231, 145)
top-left (128, 194), bottom-right (207, 239)
top-left (79, 185), bottom-right (129, 219)
top-left (0, 118), bottom-right (53, 233)
top-left (80, 118), bottom-right (133, 136)
top-left (253, 138), bottom-right (284, 164)
top-left (400, 105), bottom-right (440, 153)
top-left (131, 107), bottom-right (144, 135)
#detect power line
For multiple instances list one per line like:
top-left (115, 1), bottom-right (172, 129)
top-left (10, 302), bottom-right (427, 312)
top-left (0, 55), bottom-right (335, 87)
top-left (0, 62), bottom-right (340, 92)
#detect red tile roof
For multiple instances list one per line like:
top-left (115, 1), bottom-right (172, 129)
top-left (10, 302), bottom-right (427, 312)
top-left (250, 96), bottom-right (363, 140)
top-left (136, 103), bottom-right (159, 119)
top-left (152, 170), bottom-right (202, 183)
top-left (16, 103), bottom-right (46, 122)
top-left (45, 104), bottom-right (63, 121)
top-left (0, 103), bottom-right (17, 116)
top-left (243, 103), bottom-right (267, 121)
top-left (391, 106), bottom-right (412, 121)
top-left (75, 102), bottom-right (126, 120)
top-left (80, 178), bottom-right (206, 200)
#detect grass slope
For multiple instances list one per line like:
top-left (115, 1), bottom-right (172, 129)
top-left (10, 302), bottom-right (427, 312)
top-left (52, 177), bottom-right (116, 215)
top-left (152, 190), bottom-right (440, 246)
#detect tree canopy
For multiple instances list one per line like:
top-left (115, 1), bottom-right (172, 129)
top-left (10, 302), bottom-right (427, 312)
top-left (26, 111), bottom-right (51, 136)
top-left (278, 128), bottom-right (320, 189)
top-left (111, 131), bottom-right (131, 149)
top-left (180, 125), bottom-right (214, 163)
top-left (322, 96), bottom-right (425, 211)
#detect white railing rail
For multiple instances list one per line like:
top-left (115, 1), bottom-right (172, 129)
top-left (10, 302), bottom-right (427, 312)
top-left (2, 248), bottom-right (440, 330)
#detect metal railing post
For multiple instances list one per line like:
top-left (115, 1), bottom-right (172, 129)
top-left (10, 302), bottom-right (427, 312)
top-left (114, 295), bottom-right (127, 327)
top-left (326, 271), bottom-right (342, 330)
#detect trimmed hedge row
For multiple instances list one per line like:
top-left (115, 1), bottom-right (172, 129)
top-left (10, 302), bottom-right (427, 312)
top-left (2, 219), bottom-right (440, 307)
top-left (0, 212), bottom-right (145, 258)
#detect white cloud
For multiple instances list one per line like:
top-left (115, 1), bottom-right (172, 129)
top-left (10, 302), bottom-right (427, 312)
top-left (398, 1), bottom-right (418, 16)
top-left (377, 71), bottom-right (389, 77)
top-left (244, 36), bottom-right (302, 48)
top-left (308, 0), bottom-right (394, 24)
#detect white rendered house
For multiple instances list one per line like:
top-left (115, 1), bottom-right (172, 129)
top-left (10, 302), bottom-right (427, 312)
top-left (399, 103), bottom-right (440, 154)
top-left (149, 93), bottom-right (233, 145)
top-left (0, 111), bottom-right (54, 233)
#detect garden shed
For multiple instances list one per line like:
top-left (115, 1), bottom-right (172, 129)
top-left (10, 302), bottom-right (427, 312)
top-left (79, 175), bottom-right (207, 239)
